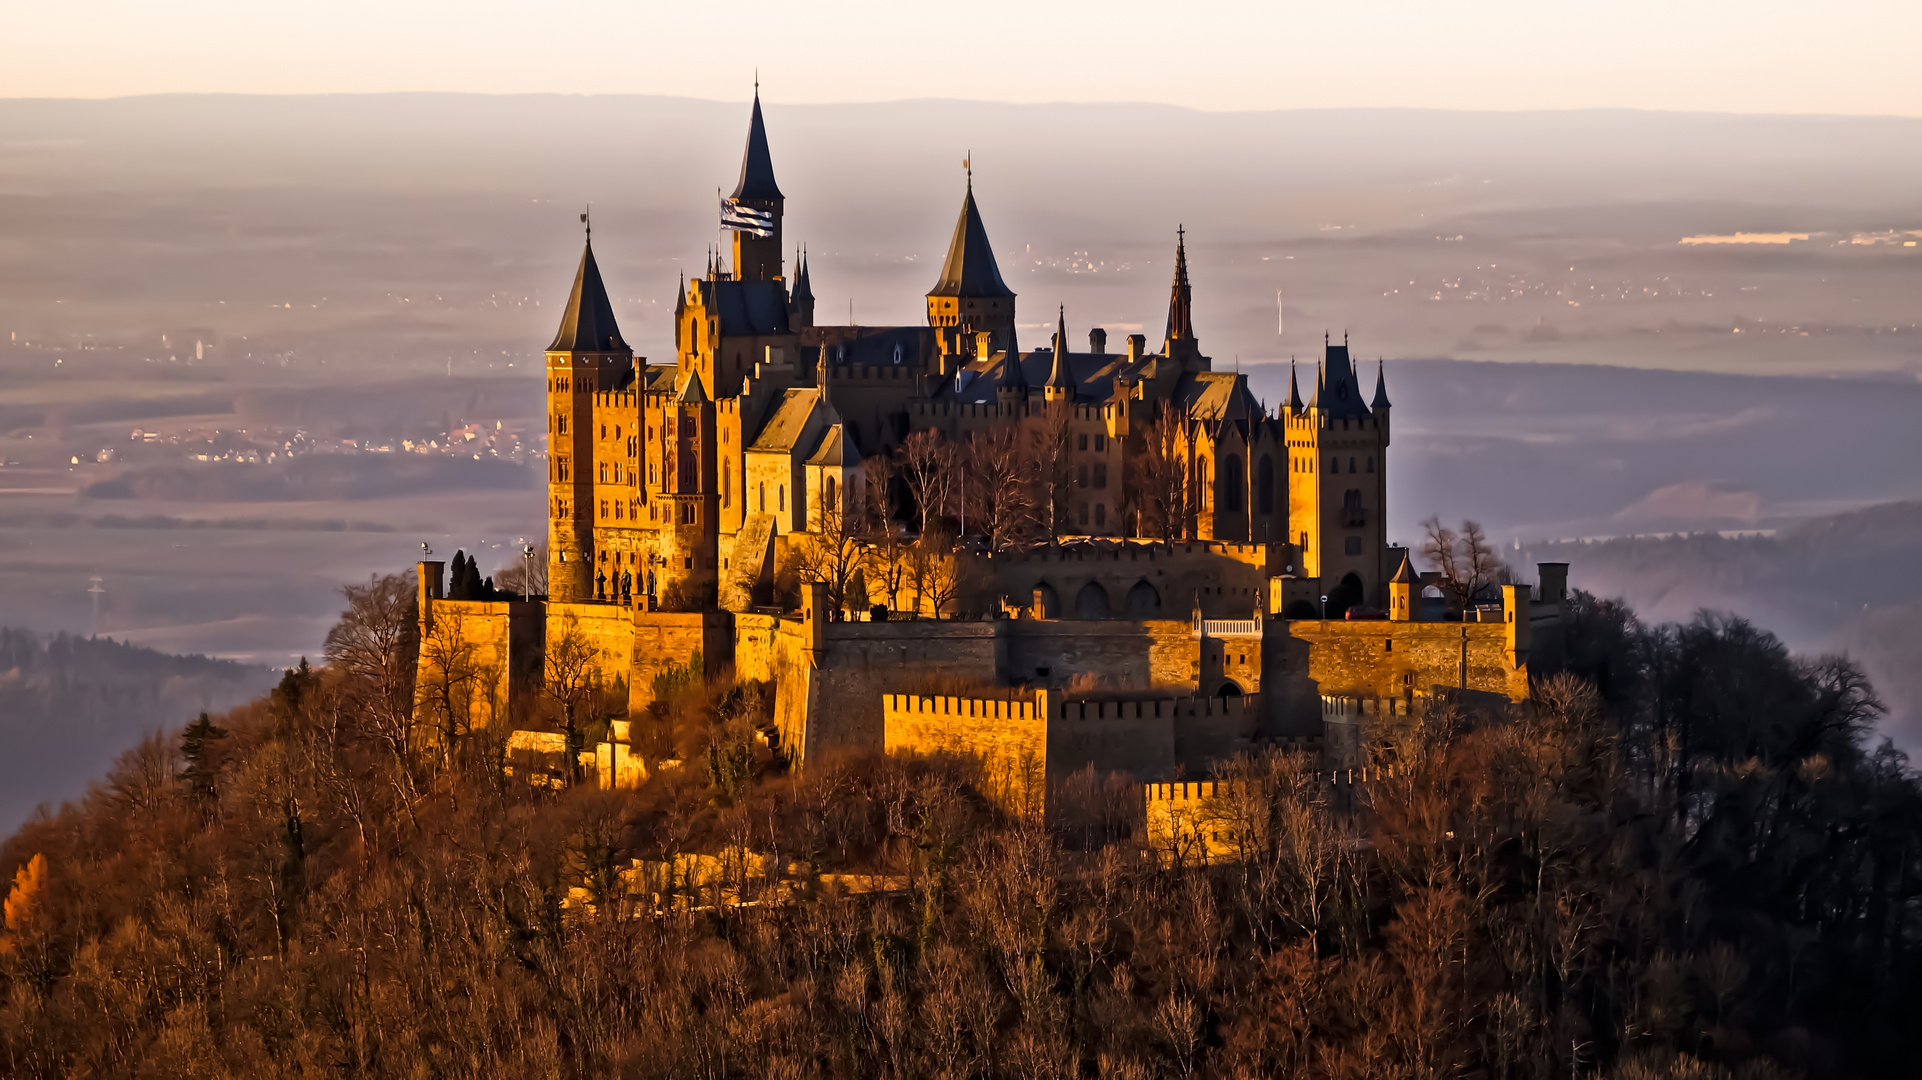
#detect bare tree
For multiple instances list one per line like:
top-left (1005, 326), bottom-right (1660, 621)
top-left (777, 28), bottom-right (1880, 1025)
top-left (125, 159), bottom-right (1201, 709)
top-left (543, 612), bottom-right (604, 773)
top-left (897, 428), bottom-right (959, 537)
top-left (417, 607), bottom-right (491, 767)
top-left (965, 425), bottom-right (1036, 550)
top-left (1130, 399), bottom-right (1190, 542)
top-left (1025, 409), bottom-right (1077, 541)
top-left (323, 573), bottom-right (418, 744)
top-left (862, 456), bottom-right (910, 613)
top-left (913, 530), bottom-right (977, 619)
top-left (788, 490), bottom-right (868, 615)
top-left (1421, 516), bottom-right (1506, 612)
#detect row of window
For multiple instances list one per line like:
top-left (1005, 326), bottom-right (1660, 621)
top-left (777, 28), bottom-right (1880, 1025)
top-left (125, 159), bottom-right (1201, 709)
top-left (1294, 455), bottom-right (1375, 474)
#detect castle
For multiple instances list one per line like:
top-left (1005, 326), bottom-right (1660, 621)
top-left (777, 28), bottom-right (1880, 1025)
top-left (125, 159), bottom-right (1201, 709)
top-left (415, 92), bottom-right (1570, 796)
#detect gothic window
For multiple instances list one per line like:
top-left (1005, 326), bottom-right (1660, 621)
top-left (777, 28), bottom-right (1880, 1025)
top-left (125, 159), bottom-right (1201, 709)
top-left (557, 460), bottom-right (569, 482)
top-left (1197, 460), bottom-right (1209, 509)
top-left (629, 498), bottom-right (638, 518)
top-left (825, 476), bottom-right (837, 515)
top-left (722, 470), bottom-right (731, 508)
top-left (1257, 455), bottom-right (1275, 514)
top-left (759, 483), bottom-right (766, 512)
top-left (779, 486), bottom-right (786, 512)
top-left (557, 415), bottom-right (567, 434)
top-left (599, 500), bottom-right (607, 519)
top-left (1222, 455), bottom-right (1244, 513)
top-left (599, 463), bottom-right (608, 483)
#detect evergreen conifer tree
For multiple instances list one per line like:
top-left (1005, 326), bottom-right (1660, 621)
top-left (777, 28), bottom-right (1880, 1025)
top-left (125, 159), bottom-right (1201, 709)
top-left (178, 711), bottom-right (228, 804)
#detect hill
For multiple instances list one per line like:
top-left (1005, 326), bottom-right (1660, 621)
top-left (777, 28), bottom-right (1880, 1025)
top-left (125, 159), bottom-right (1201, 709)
top-left (0, 630), bottom-right (274, 831)
top-left (0, 585), bottom-right (1917, 1078)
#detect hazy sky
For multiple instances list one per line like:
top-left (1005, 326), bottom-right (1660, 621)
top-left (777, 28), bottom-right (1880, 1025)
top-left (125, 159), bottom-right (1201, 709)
top-left (6, 0), bottom-right (1918, 116)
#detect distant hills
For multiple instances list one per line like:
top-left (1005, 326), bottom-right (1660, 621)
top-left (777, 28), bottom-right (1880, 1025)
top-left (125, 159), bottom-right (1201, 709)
top-left (0, 629), bottom-right (275, 831)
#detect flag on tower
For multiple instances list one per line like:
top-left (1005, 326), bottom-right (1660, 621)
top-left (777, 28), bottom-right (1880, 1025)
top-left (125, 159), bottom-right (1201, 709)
top-left (720, 198), bottom-right (774, 238)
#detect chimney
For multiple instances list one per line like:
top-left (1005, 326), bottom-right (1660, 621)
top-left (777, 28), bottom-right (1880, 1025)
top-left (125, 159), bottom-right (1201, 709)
top-left (1089, 327), bottom-right (1108, 353)
top-left (1126, 334), bottom-right (1146, 362)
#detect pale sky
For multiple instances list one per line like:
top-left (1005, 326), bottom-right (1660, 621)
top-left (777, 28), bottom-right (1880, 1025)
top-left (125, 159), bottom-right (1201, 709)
top-left (5, 0), bottom-right (1918, 115)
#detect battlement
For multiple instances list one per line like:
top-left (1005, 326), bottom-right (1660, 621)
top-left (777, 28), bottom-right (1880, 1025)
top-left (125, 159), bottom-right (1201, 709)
top-left (883, 692), bottom-right (1046, 722)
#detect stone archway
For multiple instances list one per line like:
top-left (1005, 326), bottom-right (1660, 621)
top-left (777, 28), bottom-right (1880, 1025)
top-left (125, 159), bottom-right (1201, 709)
top-left (1127, 579), bottom-right (1162, 618)
top-left (1075, 581), bottom-right (1112, 619)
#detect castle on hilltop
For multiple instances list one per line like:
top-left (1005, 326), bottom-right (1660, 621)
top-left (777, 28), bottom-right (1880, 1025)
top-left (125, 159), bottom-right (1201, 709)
top-left (415, 92), bottom-right (1570, 800)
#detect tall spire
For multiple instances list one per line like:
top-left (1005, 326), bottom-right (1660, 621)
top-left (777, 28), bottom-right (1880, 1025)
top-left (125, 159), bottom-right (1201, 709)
top-left (927, 184), bottom-right (1013, 299)
top-left (547, 237), bottom-right (628, 353)
top-left (730, 88), bottom-right (783, 201)
top-left (1371, 358), bottom-right (1392, 410)
top-left (1287, 358), bottom-right (1303, 412)
top-left (1046, 304), bottom-right (1074, 396)
top-left (1162, 225), bottom-right (1202, 366)
top-left (675, 268), bottom-right (686, 316)
top-left (792, 245), bottom-right (814, 302)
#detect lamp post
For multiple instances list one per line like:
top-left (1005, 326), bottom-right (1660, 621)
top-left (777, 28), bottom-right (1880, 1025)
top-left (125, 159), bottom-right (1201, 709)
top-left (1320, 593), bottom-right (1328, 622)
top-left (521, 542), bottom-right (536, 601)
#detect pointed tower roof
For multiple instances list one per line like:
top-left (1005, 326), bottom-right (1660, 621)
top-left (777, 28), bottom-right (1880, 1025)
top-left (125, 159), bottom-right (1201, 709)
top-left (927, 182), bottom-right (1014, 299)
top-left (1391, 551), bottom-right (1417, 584)
top-left (677, 370), bottom-right (709, 404)
top-left (1046, 305), bottom-right (1074, 392)
top-left (730, 91), bottom-right (783, 201)
top-left (1163, 226), bottom-right (1196, 350)
top-left (675, 269), bottom-right (687, 316)
top-left (1371, 358), bottom-right (1392, 409)
top-left (1318, 338), bottom-right (1371, 419)
top-left (1287, 359), bottom-right (1304, 412)
top-left (548, 240), bottom-right (629, 352)
top-left (792, 247), bottom-right (814, 302)
top-left (998, 326), bottom-right (1029, 394)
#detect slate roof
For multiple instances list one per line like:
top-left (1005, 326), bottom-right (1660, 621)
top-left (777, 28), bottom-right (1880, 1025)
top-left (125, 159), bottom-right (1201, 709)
top-left (703, 279), bottom-right (792, 337)
top-left (749, 388), bottom-right (824, 452)
top-left (730, 93), bottom-right (783, 202)
top-left (1391, 552), bottom-right (1417, 584)
top-left (926, 185), bottom-right (1013, 299)
top-left (1317, 343), bottom-right (1371, 419)
top-left (547, 240), bottom-right (629, 353)
top-left (804, 325), bottom-right (937, 368)
top-left (805, 423), bottom-right (861, 467)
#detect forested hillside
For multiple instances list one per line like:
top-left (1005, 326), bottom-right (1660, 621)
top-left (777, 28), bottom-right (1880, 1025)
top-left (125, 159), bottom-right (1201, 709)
top-left (0, 630), bottom-right (273, 830)
top-left (0, 587), bottom-right (1917, 1079)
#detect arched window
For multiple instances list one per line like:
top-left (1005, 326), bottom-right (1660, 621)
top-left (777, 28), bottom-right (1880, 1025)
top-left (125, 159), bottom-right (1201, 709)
top-left (1196, 459), bottom-right (1209, 509)
top-left (722, 469), bottom-right (730, 508)
top-left (1222, 454), bottom-right (1244, 513)
top-left (1074, 581), bottom-right (1112, 619)
top-left (779, 486), bottom-right (786, 512)
top-left (825, 475), bottom-right (838, 516)
top-left (1257, 454), bottom-right (1275, 514)
top-left (759, 482), bottom-right (766, 512)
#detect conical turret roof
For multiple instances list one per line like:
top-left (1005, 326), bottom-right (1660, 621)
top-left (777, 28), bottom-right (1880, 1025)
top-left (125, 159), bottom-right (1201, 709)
top-left (927, 183), bottom-right (1013, 299)
top-left (730, 92), bottom-right (783, 201)
top-left (1287, 360), bottom-right (1304, 412)
top-left (1391, 551), bottom-right (1417, 584)
top-left (548, 240), bottom-right (628, 353)
top-left (1046, 305), bottom-right (1074, 389)
top-left (998, 325), bottom-right (1028, 393)
top-left (792, 247), bottom-right (814, 301)
top-left (1371, 358), bottom-right (1392, 409)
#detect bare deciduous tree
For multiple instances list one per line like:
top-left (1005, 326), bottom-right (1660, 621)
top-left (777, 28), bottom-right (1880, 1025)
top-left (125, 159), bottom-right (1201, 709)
top-left (965, 425), bottom-right (1036, 550)
top-left (1422, 516), bottom-right (1506, 613)
top-left (897, 429), bottom-right (959, 538)
top-left (1130, 399), bottom-right (1191, 542)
